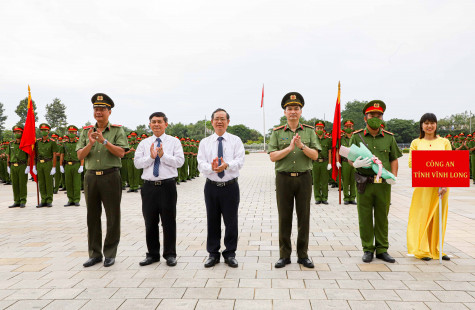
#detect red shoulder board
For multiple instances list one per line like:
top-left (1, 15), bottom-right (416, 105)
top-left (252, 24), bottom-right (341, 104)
top-left (83, 125), bottom-right (94, 130)
top-left (111, 124), bottom-right (122, 127)
top-left (302, 124), bottom-right (313, 129)
top-left (353, 129), bottom-right (364, 134)
top-left (273, 125), bottom-right (285, 131)
top-left (382, 129), bottom-right (394, 135)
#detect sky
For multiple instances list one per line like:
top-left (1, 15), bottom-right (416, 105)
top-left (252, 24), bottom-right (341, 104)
top-left (1, 0), bottom-right (475, 134)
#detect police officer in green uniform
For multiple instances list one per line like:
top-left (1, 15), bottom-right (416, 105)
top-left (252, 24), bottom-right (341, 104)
top-left (7, 126), bottom-right (30, 208)
top-left (60, 125), bottom-right (84, 206)
top-left (339, 119), bottom-right (357, 205)
top-left (195, 140), bottom-right (200, 177)
top-left (51, 133), bottom-right (62, 193)
top-left (179, 138), bottom-right (187, 182)
top-left (268, 92), bottom-right (320, 269)
top-left (77, 93), bottom-right (129, 268)
top-left (185, 137), bottom-right (192, 180)
top-left (59, 136), bottom-right (68, 192)
top-left (126, 131), bottom-right (141, 192)
top-left (349, 100), bottom-right (402, 263)
top-left (466, 133), bottom-right (475, 183)
top-left (0, 141), bottom-right (9, 184)
top-left (34, 123), bottom-right (58, 208)
top-left (120, 135), bottom-right (130, 190)
top-left (312, 121), bottom-right (331, 204)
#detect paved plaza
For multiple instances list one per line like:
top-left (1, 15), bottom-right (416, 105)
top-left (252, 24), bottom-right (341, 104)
top-left (0, 153), bottom-right (474, 310)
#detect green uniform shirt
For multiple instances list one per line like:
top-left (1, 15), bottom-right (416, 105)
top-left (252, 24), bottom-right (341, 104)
top-left (61, 141), bottom-right (80, 161)
top-left (349, 128), bottom-right (402, 176)
top-left (268, 123), bottom-right (321, 173)
top-left (341, 135), bottom-right (352, 148)
top-left (316, 135), bottom-right (332, 160)
top-left (8, 141), bottom-right (28, 163)
top-left (126, 141), bottom-right (138, 159)
top-left (76, 122), bottom-right (129, 170)
top-left (36, 138), bottom-right (58, 160)
top-left (467, 139), bottom-right (475, 154)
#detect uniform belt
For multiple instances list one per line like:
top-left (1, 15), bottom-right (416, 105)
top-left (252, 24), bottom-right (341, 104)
top-left (144, 178), bottom-right (176, 186)
top-left (317, 158), bottom-right (327, 162)
top-left (10, 161), bottom-right (27, 166)
top-left (278, 170), bottom-right (310, 177)
top-left (38, 158), bottom-right (52, 163)
top-left (87, 167), bottom-right (119, 176)
top-left (206, 177), bottom-right (238, 187)
top-left (66, 161), bottom-right (80, 165)
top-left (356, 172), bottom-right (386, 184)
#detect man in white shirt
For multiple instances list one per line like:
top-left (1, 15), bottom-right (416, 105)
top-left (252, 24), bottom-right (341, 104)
top-left (134, 112), bottom-right (185, 267)
top-left (197, 108), bottom-right (245, 268)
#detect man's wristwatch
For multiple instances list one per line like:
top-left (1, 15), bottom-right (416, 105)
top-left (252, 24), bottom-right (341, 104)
top-left (300, 144), bottom-right (306, 150)
top-left (102, 139), bottom-right (108, 145)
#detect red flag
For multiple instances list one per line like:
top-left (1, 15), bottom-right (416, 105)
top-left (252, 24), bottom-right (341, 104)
top-left (331, 81), bottom-right (341, 181)
top-left (260, 84), bottom-right (264, 108)
top-left (19, 85), bottom-right (37, 182)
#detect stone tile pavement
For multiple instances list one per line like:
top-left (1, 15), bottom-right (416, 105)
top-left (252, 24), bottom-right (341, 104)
top-left (0, 153), bottom-right (474, 309)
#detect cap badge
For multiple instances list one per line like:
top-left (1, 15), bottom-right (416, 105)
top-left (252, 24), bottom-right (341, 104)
top-left (97, 96), bottom-right (103, 101)
top-left (290, 95), bottom-right (296, 100)
top-left (374, 103), bottom-right (380, 108)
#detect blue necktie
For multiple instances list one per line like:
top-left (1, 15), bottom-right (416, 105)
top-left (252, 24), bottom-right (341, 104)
top-left (153, 137), bottom-right (161, 177)
top-left (217, 136), bottom-right (224, 179)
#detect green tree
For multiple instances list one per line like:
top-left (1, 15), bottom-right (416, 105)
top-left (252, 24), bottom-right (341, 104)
top-left (0, 102), bottom-right (7, 138)
top-left (136, 124), bottom-right (151, 136)
top-left (45, 98), bottom-right (67, 135)
top-left (386, 119), bottom-right (418, 144)
top-left (15, 97), bottom-right (38, 125)
top-left (341, 100), bottom-right (368, 130)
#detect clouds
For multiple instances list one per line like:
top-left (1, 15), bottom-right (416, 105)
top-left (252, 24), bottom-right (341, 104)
top-left (1, 0), bottom-right (474, 131)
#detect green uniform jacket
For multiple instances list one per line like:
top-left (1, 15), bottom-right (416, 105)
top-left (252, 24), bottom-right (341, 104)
top-left (8, 141), bottom-right (28, 163)
top-left (268, 123), bottom-right (321, 172)
top-left (36, 139), bottom-right (58, 161)
top-left (316, 135), bottom-right (332, 160)
top-left (61, 141), bottom-right (80, 161)
top-left (76, 122), bottom-right (129, 170)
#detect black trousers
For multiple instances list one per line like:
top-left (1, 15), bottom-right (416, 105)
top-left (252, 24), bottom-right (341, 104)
top-left (140, 180), bottom-right (177, 259)
top-left (204, 180), bottom-right (240, 259)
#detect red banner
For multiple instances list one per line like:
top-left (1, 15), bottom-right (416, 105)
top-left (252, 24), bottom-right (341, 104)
top-left (412, 150), bottom-right (470, 187)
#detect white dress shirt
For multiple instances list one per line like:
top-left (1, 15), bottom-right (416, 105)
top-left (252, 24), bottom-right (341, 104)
top-left (197, 132), bottom-right (245, 182)
top-left (134, 133), bottom-right (185, 181)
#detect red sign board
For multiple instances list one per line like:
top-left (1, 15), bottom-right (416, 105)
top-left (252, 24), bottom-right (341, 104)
top-left (412, 150), bottom-right (470, 187)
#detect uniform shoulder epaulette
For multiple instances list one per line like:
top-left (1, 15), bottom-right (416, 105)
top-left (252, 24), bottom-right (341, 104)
top-left (382, 129), bottom-right (394, 135)
top-left (83, 125), bottom-right (94, 130)
top-left (302, 124), bottom-right (313, 129)
top-left (353, 129), bottom-right (364, 134)
top-left (111, 124), bottom-right (122, 127)
top-left (273, 125), bottom-right (285, 131)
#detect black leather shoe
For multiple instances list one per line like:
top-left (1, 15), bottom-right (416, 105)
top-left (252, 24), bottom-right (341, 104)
top-left (8, 203), bottom-right (20, 208)
top-left (362, 251), bottom-right (374, 263)
top-left (376, 252), bottom-right (396, 263)
top-left (421, 257), bottom-right (432, 261)
top-left (204, 257), bottom-right (219, 268)
top-left (83, 257), bottom-right (102, 267)
top-left (166, 257), bottom-right (177, 266)
top-left (344, 201), bottom-right (350, 205)
top-left (331, 184), bottom-right (338, 188)
top-left (122, 186), bottom-right (126, 190)
top-left (74, 203), bottom-right (80, 206)
top-left (274, 258), bottom-right (291, 268)
top-left (36, 203), bottom-right (46, 208)
top-left (350, 201), bottom-right (357, 205)
top-left (19, 204), bottom-right (25, 208)
top-left (442, 255), bottom-right (450, 261)
top-left (64, 202), bottom-right (74, 207)
top-left (53, 190), bottom-right (58, 194)
top-left (45, 203), bottom-right (52, 208)
top-left (297, 258), bottom-right (314, 268)
top-left (104, 258), bottom-right (115, 267)
top-left (224, 257), bottom-right (238, 268)
top-left (139, 256), bottom-right (160, 266)
top-left (59, 188), bottom-right (66, 191)
top-left (127, 189), bottom-right (134, 192)
top-left (315, 201), bottom-right (321, 205)
top-left (321, 201), bottom-right (328, 205)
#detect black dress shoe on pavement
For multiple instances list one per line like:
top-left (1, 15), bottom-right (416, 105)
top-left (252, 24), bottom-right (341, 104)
top-left (166, 257), bottom-right (177, 267)
top-left (350, 201), bottom-right (357, 205)
top-left (321, 201), bottom-right (328, 205)
top-left (64, 202), bottom-right (74, 207)
top-left (362, 251), bottom-right (374, 263)
top-left (314, 201), bottom-right (321, 205)
top-left (122, 186), bottom-right (126, 190)
top-left (297, 258), bottom-right (314, 268)
top-left (421, 257), bottom-right (432, 261)
top-left (83, 257), bottom-right (102, 267)
top-left (442, 255), bottom-right (450, 261)
top-left (74, 203), bottom-right (80, 206)
top-left (224, 257), bottom-right (238, 268)
top-left (344, 201), bottom-right (350, 205)
top-left (139, 257), bottom-right (160, 266)
top-left (19, 204), bottom-right (25, 208)
top-left (53, 190), bottom-right (58, 194)
top-left (274, 258), bottom-right (291, 268)
top-left (104, 258), bottom-right (115, 267)
top-left (8, 203), bottom-right (20, 208)
top-left (376, 252), bottom-right (396, 263)
top-left (204, 257), bottom-right (219, 268)
top-left (36, 203), bottom-right (46, 208)
top-left (45, 203), bottom-right (52, 208)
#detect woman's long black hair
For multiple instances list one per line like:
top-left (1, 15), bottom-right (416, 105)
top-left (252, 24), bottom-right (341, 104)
top-left (419, 113), bottom-right (438, 139)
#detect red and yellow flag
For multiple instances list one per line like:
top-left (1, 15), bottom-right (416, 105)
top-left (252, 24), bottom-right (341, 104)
top-left (19, 85), bottom-right (37, 182)
top-left (260, 84), bottom-right (264, 108)
top-left (331, 81), bottom-right (341, 181)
